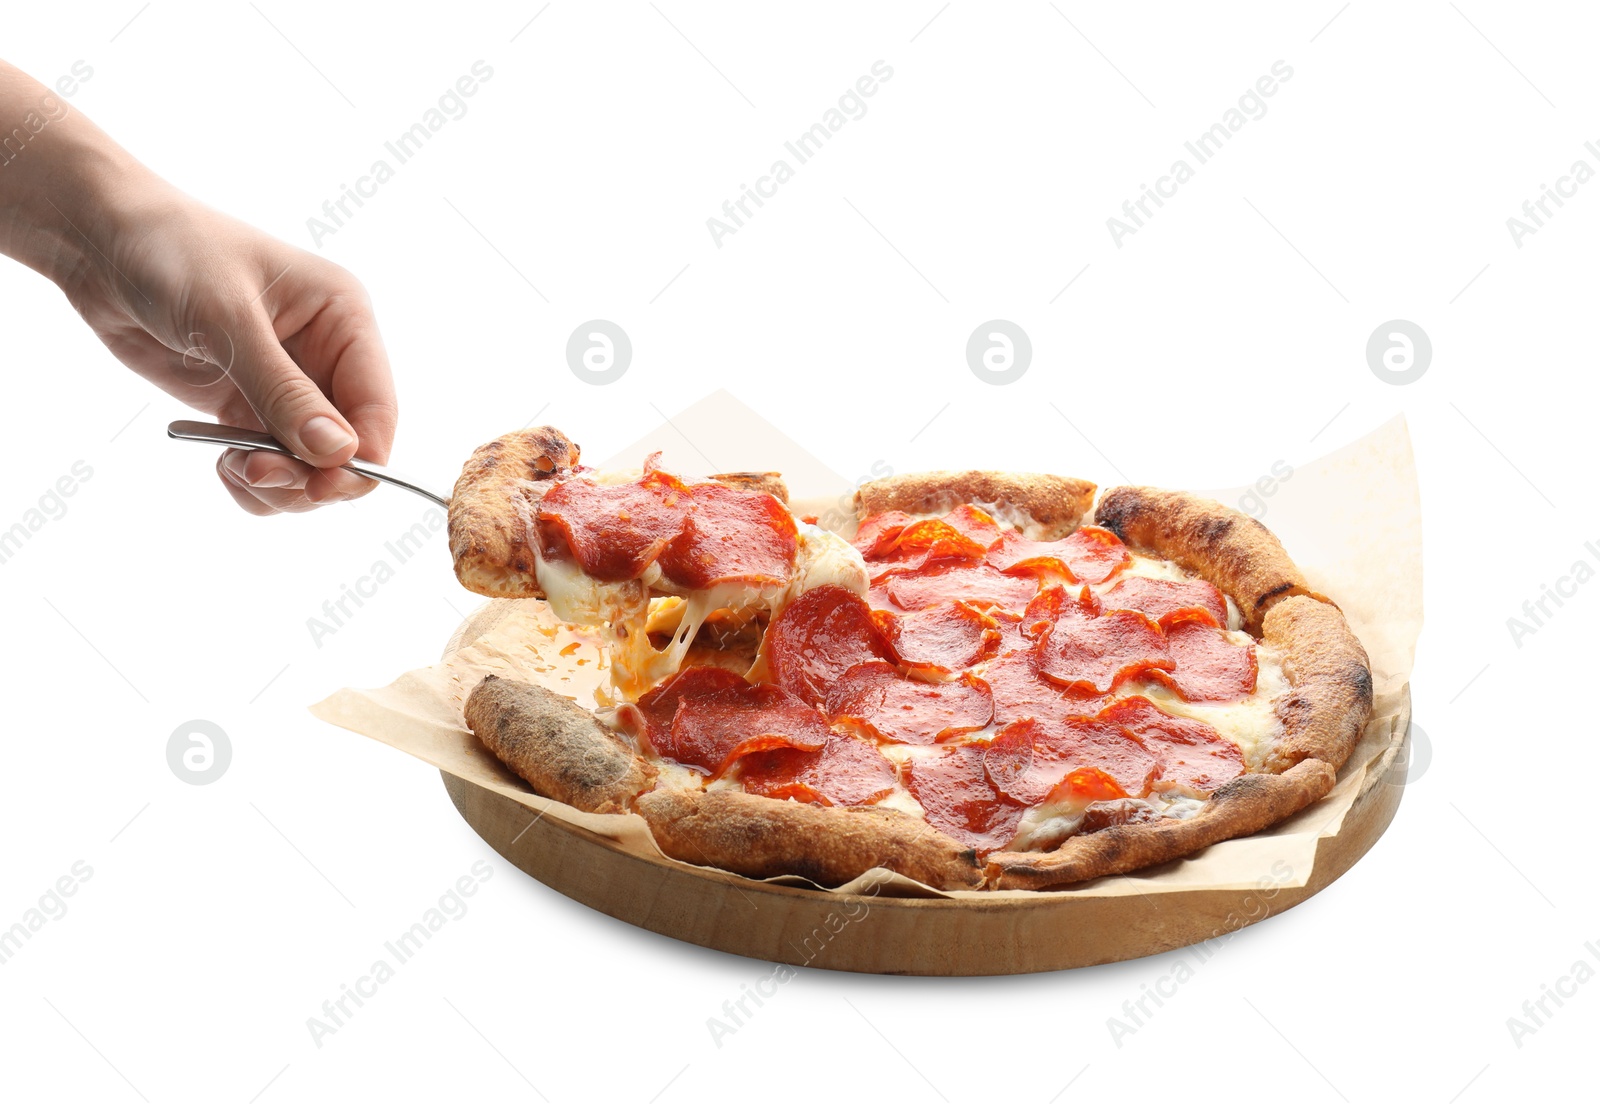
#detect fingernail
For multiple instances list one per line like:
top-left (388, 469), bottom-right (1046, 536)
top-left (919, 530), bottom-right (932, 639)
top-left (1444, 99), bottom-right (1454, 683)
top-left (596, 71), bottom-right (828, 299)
top-left (222, 450), bottom-right (250, 480)
top-left (251, 469), bottom-right (296, 489)
top-left (300, 416), bottom-right (355, 457)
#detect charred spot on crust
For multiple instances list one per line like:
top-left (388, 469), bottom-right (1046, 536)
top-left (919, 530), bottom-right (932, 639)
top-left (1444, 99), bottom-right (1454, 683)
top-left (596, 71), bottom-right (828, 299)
top-left (1210, 771), bottom-right (1268, 803)
top-left (786, 857), bottom-right (833, 885)
top-left (1196, 513), bottom-right (1234, 544)
top-left (1256, 581), bottom-right (1296, 609)
top-left (1276, 689), bottom-right (1315, 731)
top-left (709, 471), bottom-right (790, 504)
top-left (1093, 488), bottom-right (1138, 539)
top-left (1080, 798), bottom-right (1163, 834)
top-left (1346, 660), bottom-right (1374, 704)
top-left (521, 425), bottom-right (581, 474)
top-left (1079, 826), bottom-right (1135, 865)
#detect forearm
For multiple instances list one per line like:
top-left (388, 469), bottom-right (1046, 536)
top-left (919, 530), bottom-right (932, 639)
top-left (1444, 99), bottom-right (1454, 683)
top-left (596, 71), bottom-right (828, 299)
top-left (0, 60), bottom-right (160, 288)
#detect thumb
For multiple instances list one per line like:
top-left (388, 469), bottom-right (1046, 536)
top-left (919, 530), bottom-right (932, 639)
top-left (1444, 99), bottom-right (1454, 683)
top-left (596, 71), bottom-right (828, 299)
top-left (227, 310), bottom-right (359, 466)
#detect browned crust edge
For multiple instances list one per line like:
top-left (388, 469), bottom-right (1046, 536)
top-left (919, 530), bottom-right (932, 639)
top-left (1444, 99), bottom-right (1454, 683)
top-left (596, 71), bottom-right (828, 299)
top-left (985, 758), bottom-right (1338, 890)
top-left (464, 675), bottom-right (654, 815)
top-left (1094, 486), bottom-right (1316, 633)
top-left (636, 788), bottom-right (984, 891)
top-left (854, 471), bottom-right (1097, 539)
top-left (708, 471), bottom-right (789, 504)
top-left (1262, 595), bottom-right (1374, 773)
top-left (448, 427), bottom-right (581, 599)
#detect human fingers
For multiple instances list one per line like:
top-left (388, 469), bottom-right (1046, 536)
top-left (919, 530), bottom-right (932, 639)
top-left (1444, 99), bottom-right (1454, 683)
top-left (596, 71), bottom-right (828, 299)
top-left (285, 291), bottom-right (398, 465)
top-left (217, 450), bottom-right (371, 513)
top-left (223, 305), bottom-right (362, 468)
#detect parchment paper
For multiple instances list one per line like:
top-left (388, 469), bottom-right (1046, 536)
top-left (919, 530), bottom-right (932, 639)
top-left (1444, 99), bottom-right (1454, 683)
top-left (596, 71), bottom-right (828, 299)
top-left (310, 397), bottom-right (1422, 899)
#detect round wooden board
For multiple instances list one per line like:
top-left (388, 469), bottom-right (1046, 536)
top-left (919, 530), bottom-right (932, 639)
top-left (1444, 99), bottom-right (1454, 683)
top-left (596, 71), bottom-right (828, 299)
top-left (443, 693), bottom-right (1409, 976)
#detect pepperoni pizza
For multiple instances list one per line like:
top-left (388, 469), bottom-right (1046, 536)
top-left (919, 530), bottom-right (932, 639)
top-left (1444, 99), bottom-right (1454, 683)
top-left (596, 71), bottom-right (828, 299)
top-left (449, 428), bottom-right (1372, 892)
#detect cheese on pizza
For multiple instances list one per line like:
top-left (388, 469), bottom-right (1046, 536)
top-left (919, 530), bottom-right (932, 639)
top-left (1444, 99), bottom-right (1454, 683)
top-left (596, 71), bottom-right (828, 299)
top-left (487, 454), bottom-right (1298, 861)
top-left (500, 456), bottom-right (865, 700)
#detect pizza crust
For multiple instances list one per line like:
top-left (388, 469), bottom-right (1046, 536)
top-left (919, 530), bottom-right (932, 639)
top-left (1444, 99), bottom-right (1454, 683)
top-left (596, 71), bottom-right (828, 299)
top-left (464, 675), bottom-right (655, 814)
top-left (708, 471), bottom-right (789, 504)
top-left (636, 788), bottom-right (984, 890)
top-left (1263, 595), bottom-right (1373, 772)
top-left (984, 758), bottom-right (1338, 890)
top-left (1094, 486), bottom-right (1319, 633)
top-left (449, 427), bottom-right (581, 599)
top-left (854, 471), bottom-right (1096, 539)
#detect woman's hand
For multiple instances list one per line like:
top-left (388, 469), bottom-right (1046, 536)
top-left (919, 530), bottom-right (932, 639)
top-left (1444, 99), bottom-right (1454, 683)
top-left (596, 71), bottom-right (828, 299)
top-left (63, 190), bottom-right (399, 514)
top-left (0, 60), bottom-right (397, 514)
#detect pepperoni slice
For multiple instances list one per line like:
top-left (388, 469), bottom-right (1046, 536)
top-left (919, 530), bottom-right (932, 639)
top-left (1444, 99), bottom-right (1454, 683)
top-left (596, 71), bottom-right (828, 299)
top-left (1033, 604), bottom-right (1173, 696)
top-left (876, 602), bottom-right (1000, 673)
top-left (662, 683), bottom-right (832, 777)
top-left (889, 517), bottom-right (990, 559)
top-left (991, 610), bottom-right (1029, 655)
top-left (904, 744), bottom-right (1025, 855)
top-left (866, 581), bottom-right (899, 612)
top-left (981, 718), bottom-right (1159, 804)
top-left (884, 563), bottom-right (1041, 612)
top-left (825, 660), bottom-right (992, 745)
top-left (939, 504), bottom-right (1004, 547)
top-left (861, 515), bottom-right (993, 581)
top-left (1021, 584), bottom-right (1097, 639)
top-left (988, 525), bottom-right (1131, 585)
top-left (1102, 576), bottom-right (1228, 630)
top-left (1149, 621), bottom-right (1258, 703)
top-left (865, 548), bottom-right (974, 584)
top-left (738, 734), bottom-right (897, 806)
top-left (856, 505), bottom-right (1000, 558)
top-left (1058, 766), bottom-right (1133, 804)
top-left (764, 585), bottom-right (891, 707)
top-left (537, 466), bottom-right (693, 582)
top-left (1062, 526), bottom-right (1133, 584)
top-left (658, 482), bottom-right (798, 589)
top-left (985, 531), bottom-right (1061, 577)
top-left (984, 649), bottom-right (1110, 727)
top-left (634, 665), bottom-right (748, 748)
top-left (866, 534), bottom-right (990, 585)
top-left (1098, 696), bottom-right (1245, 793)
top-left (852, 510), bottom-right (916, 556)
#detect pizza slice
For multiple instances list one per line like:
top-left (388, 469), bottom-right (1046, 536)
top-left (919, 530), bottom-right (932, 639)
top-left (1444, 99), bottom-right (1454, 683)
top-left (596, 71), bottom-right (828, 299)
top-left (449, 428), bottom-right (1373, 892)
top-left (446, 426), bottom-right (867, 697)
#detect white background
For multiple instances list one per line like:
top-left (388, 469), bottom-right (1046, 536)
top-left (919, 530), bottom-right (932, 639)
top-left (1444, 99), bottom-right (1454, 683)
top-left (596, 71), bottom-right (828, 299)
top-left (0, 2), bottom-right (1592, 1103)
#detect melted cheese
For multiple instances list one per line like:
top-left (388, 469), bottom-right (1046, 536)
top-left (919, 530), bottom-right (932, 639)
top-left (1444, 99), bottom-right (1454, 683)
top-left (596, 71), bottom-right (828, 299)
top-left (1009, 790), bottom-right (1207, 851)
top-left (872, 745), bottom-right (933, 818)
top-left (781, 524), bottom-right (870, 611)
top-left (1110, 636), bottom-right (1288, 772)
top-left (535, 510), bottom-right (869, 700)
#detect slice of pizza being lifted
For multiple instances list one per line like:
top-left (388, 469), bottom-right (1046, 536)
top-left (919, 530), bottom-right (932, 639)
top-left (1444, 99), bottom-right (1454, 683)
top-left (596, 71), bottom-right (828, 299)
top-left (447, 427), bottom-right (867, 698)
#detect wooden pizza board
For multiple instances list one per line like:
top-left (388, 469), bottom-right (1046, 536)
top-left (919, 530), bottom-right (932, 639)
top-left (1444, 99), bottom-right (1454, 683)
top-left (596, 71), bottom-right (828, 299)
top-left (440, 691), bottom-right (1410, 976)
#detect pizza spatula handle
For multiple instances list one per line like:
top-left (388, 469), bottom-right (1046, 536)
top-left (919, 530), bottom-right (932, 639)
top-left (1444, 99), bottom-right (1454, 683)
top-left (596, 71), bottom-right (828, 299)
top-left (167, 420), bottom-right (451, 509)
